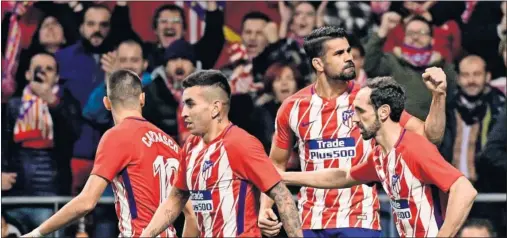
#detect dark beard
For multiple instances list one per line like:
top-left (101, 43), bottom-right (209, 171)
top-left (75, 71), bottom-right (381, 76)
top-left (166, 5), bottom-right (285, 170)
top-left (80, 36), bottom-right (114, 54)
top-left (325, 66), bottom-right (356, 81)
top-left (360, 114), bottom-right (381, 140)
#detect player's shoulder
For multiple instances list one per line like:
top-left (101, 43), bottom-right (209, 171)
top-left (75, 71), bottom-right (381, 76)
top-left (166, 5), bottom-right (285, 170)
top-left (282, 85), bottom-right (313, 105)
top-left (398, 129), bottom-right (439, 158)
top-left (223, 126), bottom-right (261, 149)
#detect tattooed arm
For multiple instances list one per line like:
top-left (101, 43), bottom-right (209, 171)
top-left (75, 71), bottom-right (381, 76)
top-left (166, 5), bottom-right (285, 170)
top-left (22, 175), bottom-right (109, 237)
top-left (140, 187), bottom-right (190, 237)
top-left (266, 182), bottom-right (303, 237)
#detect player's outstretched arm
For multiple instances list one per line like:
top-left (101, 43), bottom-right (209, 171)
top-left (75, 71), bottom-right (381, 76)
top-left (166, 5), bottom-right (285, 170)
top-left (266, 182), bottom-right (303, 237)
top-left (436, 176), bottom-right (477, 237)
top-left (181, 200), bottom-right (199, 237)
top-left (21, 175), bottom-right (108, 237)
top-left (283, 168), bottom-right (362, 189)
top-left (259, 144), bottom-right (290, 237)
top-left (141, 187), bottom-right (190, 237)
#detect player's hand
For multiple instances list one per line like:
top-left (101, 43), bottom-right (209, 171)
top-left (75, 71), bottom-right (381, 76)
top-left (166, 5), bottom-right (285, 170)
top-left (21, 230), bottom-right (42, 238)
top-left (422, 67), bottom-right (447, 96)
top-left (258, 208), bottom-right (283, 237)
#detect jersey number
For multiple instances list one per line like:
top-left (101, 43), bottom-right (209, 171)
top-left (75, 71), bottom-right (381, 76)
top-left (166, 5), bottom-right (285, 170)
top-left (153, 156), bottom-right (179, 204)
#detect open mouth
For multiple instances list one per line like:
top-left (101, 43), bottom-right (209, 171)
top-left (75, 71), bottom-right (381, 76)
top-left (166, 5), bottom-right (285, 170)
top-left (163, 29), bottom-right (176, 37)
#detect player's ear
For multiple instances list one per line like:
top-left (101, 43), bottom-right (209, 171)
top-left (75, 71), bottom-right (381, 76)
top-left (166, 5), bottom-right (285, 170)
top-left (378, 104), bottom-right (390, 121)
top-left (210, 100), bottom-right (221, 119)
top-left (139, 92), bottom-right (145, 108)
top-left (103, 96), bottom-right (112, 111)
top-left (312, 57), bottom-right (324, 72)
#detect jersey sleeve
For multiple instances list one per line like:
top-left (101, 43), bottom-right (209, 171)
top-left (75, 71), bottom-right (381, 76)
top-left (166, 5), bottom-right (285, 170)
top-left (273, 100), bottom-right (293, 150)
top-left (406, 136), bottom-right (463, 193)
top-left (399, 110), bottom-right (412, 127)
top-left (173, 142), bottom-right (189, 191)
top-left (350, 152), bottom-right (380, 183)
top-left (226, 131), bottom-right (282, 193)
top-left (91, 130), bottom-right (131, 182)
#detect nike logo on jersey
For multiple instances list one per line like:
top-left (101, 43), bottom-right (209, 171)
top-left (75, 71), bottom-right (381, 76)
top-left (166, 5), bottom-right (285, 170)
top-left (301, 120), bottom-right (316, 127)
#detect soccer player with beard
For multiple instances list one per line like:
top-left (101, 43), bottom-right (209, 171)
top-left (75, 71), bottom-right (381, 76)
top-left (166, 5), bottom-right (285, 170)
top-left (258, 26), bottom-right (448, 237)
top-left (281, 76), bottom-right (477, 237)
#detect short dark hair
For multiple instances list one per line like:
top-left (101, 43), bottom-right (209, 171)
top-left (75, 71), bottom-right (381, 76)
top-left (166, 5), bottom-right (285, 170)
top-left (241, 11), bottom-right (271, 30)
top-left (366, 76), bottom-right (406, 122)
top-left (30, 52), bottom-right (59, 73)
top-left (117, 39), bottom-right (146, 59)
top-left (152, 4), bottom-right (187, 30)
top-left (459, 218), bottom-right (496, 237)
top-left (404, 15), bottom-right (434, 37)
top-left (182, 70), bottom-right (231, 100)
top-left (106, 69), bottom-right (143, 108)
top-left (303, 26), bottom-right (349, 60)
top-left (83, 4), bottom-right (111, 22)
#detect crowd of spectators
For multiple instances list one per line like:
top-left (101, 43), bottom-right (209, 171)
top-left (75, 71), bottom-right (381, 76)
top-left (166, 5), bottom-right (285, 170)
top-left (1, 1), bottom-right (505, 237)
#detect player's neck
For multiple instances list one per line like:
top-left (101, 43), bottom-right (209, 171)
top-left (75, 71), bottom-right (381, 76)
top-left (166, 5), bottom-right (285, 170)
top-left (202, 118), bottom-right (231, 144)
top-left (314, 74), bottom-right (349, 98)
top-left (375, 121), bottom-right (403, 155)
top-left (112, 110), bottom-right (143, 125)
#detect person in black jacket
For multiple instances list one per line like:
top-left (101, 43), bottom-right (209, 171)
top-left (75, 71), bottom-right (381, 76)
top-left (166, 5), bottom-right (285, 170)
top-left (146, 2), bottom-right (225, 70)
top-left (143, 39), bottom-right (197, 144)
top-left (1, 52), bottom-right (81, 234)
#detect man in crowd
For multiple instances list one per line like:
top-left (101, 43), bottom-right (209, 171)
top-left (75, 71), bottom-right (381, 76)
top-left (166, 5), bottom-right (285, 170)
top-left (450, 55), bottom-right (505, 183)
top-left (3, 53), bottom-right (81, 234)
top-left (146, 2), bottom-right (224, 70)
top-left (144, 39), bottom-right (197, 144)
top-left (363, 12), bottom-right (457, 121)
top-left (458, 218), bottom-right (497, 237)
top-left (82, 39), bottom-right (152, 126)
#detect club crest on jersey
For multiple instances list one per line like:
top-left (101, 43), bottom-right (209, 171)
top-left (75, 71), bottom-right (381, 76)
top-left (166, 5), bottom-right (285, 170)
top-left (342, 109), bottom-right (354, 128)
top-left (308, 137), bottom-right (356, 160)
top-left (201, 160), bottom-right (213, 180)
top-left (391, 174), bottom-right (401, 195)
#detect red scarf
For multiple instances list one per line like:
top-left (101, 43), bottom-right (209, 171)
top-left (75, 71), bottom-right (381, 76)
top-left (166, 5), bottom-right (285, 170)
top-left (13, 86), bottom-right (59, 149)
top-left (400, 44), bottom-right (433, 67)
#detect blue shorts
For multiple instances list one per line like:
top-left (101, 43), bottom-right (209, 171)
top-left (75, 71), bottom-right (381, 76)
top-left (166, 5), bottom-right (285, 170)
top-left (303, 228), bottom-right (381, 238)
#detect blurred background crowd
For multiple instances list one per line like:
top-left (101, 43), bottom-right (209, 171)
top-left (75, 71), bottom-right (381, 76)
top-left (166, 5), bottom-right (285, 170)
top-left (1, 1), bottom-right (506, 237)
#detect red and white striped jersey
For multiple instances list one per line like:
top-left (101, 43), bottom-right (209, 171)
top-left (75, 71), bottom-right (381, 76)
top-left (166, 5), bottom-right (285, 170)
top-left (91, 117), bottom-right (181, 237)
top-left (274, 82), bottom-right (412, 230)
top-left (174, 124), bottom-right (281, 237)
top-left (351, 129), bottom-right (463, 237)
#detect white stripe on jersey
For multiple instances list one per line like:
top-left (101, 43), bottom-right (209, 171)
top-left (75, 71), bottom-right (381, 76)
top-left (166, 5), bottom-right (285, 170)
top-left (309, 95), bottom-right (325, 229)
top-left (400, 159), bottom-right (438, 237)
top-left (335, 94), bottom-right (354, 228)
top-left (200, 143), bottom-right (217, 238)
top-left (217, 147), bottom-right (238, 236)
top-left (112, 178), bottom-right (132, 237)
top-left (187, 140), bottom-right (204, 190)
